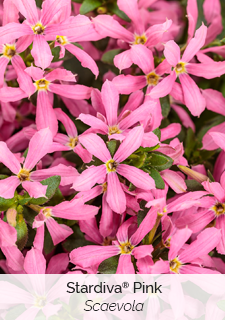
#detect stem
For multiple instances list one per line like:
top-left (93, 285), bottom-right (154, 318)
top-left (148, 212), bottom-right (163, 244)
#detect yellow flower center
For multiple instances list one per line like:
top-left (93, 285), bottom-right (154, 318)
top-left (133, 34), bottom-right (147, 45)
top-left (34, 296), bottom-right (47, 308)
top-left (119, 241), bottom-right (134, 254)
top-left (32, 23), bottom-right (45, 35)
top-left (212, 202), bottom-right (225, 217)
top-left (56, 35), bottom-right (68, 45)
top-left (105, 159), bottom-right (118, 173)
top-left (108, 125), bottom-right (122, 135)
top-left (174, 61), bottom-right (187, 75)
top-left (67, 137), bottom-right (78, 149)
top-left (146, 72), bottom-right (160, 86)
top-left (42, 208), bottom-right (52, 218)
top-left (17, 168), bottom-right (30, 182)
top-left (35, 78), bottom-right (50, 91)
top-left (169, 257), bottom-right (182, 274)
top-left (3, 44), bottom-right (16, 59)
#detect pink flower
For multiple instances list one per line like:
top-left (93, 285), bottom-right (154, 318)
top-left (93, 0), bottom-right (172, 72)
top-left (70, 212), bottom-right (157, 274)
top-left (72, 126), bottom-right (155, 213)
top-left (151, 227), bottom-right (221, 274)
top-left (52, 108), bottom-right (92, 163)
top-left (0, 128), bottom-right (53, 199)
top-left (112, 44), bottom-right (171, 95)
top-left (33, 197), bottom-right (99, 245)
top-left (0, 0), bottom-right (92, 69)
top-left (79, 80), bottom-right (159, 146)
top-left (150, 24), bottom-right (225, 116)
top-left (21, 66), bottom-right (92, 136)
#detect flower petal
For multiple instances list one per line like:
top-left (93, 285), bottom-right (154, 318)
top-left (116, 255), bottom-right (135, 274)
top-left (182, 23), bottom-right (207, 62)
top-left (72, 165), bottom-right (106, 191)
top-left (46, 218), bottom-right (73, 246)
top-left (31, 35), bottom-right (53, 70)
top-left (149, 71), bottom-right (176, 99)
top-left (164, 40), bottom-right (180, 66)
top-left (114, 126), bottom-right (144, 163)
top-left (0, 176), bottom-right (20, 199)
top-left (179, 73), bottom-right (206, 117)
top-left (24, 127), bottom-right (53, 170)
top-left (117, 164), bottom-right (155, 190)
top-left (70, 245), bottom-right (120, 269)
top-left (106, 172), bottom-right (126, 214)
top-left (22, 181), bottom-right (48, 198)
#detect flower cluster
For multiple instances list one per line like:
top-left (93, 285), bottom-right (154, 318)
top-left (0, 0), bottom-right (225, 275)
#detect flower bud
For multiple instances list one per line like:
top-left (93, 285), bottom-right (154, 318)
top-left (6, 208), bottom-right (17, 227)
top-left (178, 165), bottom-right (208, 183)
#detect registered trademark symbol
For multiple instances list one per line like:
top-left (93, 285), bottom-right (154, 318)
top-left (122, 282), bottom-right (129, 288)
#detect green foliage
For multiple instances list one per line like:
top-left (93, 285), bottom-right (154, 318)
top-left (153, 128), bottom-right (161, 140)
top-left (101, 49), bottom-right (121, 65)
top-left (160, 95), bottom-right (171, 118)
top-left (28, 176), bottom-right (61, 205)
top-left (137, 200), bottom-right (148, 227)
top-left (107, 139), bottom-right (120, 157)
top-left (98, 255), bottom-right (120, 274)
top-left (144, 167), bottom-right (165, 189)
top-left (217, 300), bottom-right (225, 312)
top-left (80, 0), bottom-right (102, 15)
top-left (107, 2), bottom-right (131, 21)
top-left (0, 194), bottom-right (17, 212)
top-left (44, 226), bottom-right (55, 255)
top-left (185, 180), bottom-right (204, 191)
top-left (63, 224), bottom-right (94, 251)
top-left (146, 152), bottom-right (173, 171)
top-left (51, 46), bottom-right (61, 62)
top-left (15, 213), bottom-right (28, 250)
top-left (5, 305), bottom-right (26, 320)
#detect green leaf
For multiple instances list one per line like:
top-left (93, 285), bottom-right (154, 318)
top-left (22, 206), bottom-right (37, 226)
top-left (207, 169), bottom-right (215, 182)
top-left (144, 167), bottom-right (165, 189)
top-left (80, 0), bottom-right (102, 15)
top-left (71, 42), bottom-right (84, 50)
top-left (160, 95), bottom-right (170, 118)
top-left (15, 214), bottom-right (28, 250)
top-left (101, 49), bottom-right (121, 65)
top-left (135, 144), bottom-right (160, 153)
top-left (51, 46), bottom-right (61, 62)
top-left (185, 128), bottom-right (196, 159)
top-left (62, 224), bottom-right (94, 251)
top-left (5, 305), bottom-right (26, 320)
top-left (127, 153), bottom-right (147, 168)
top-left (137, 200), bottom-right (148, 227)
top-left (153, 128), bottom-right (161, 140)
top-left (107, 3), bottom-right (131, 22)
top-left (107, 140), bottom-right (120, 157)
top-left (147, 152), bottom-right (173, 171)
top-left (47, 188), bottom-right (64, 206)
top-left (23, 148), bottom-right (28, 159)
top-left (44, 225), bottom-right (55, 254)
top-left (98, 255), bottom-right (120, 274)
top-left (28, 176), bottom-right (61, 205)
top-left (0, 174), bottom-right (8, 180)
top-left (217, 300), bottom-right (225, 311)
top-left (185, 180), bottom-right (204, 191)
top-left (72, 0), bottom-right (83, 2)
top-left (0, 195), bottom-right (16, 212)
